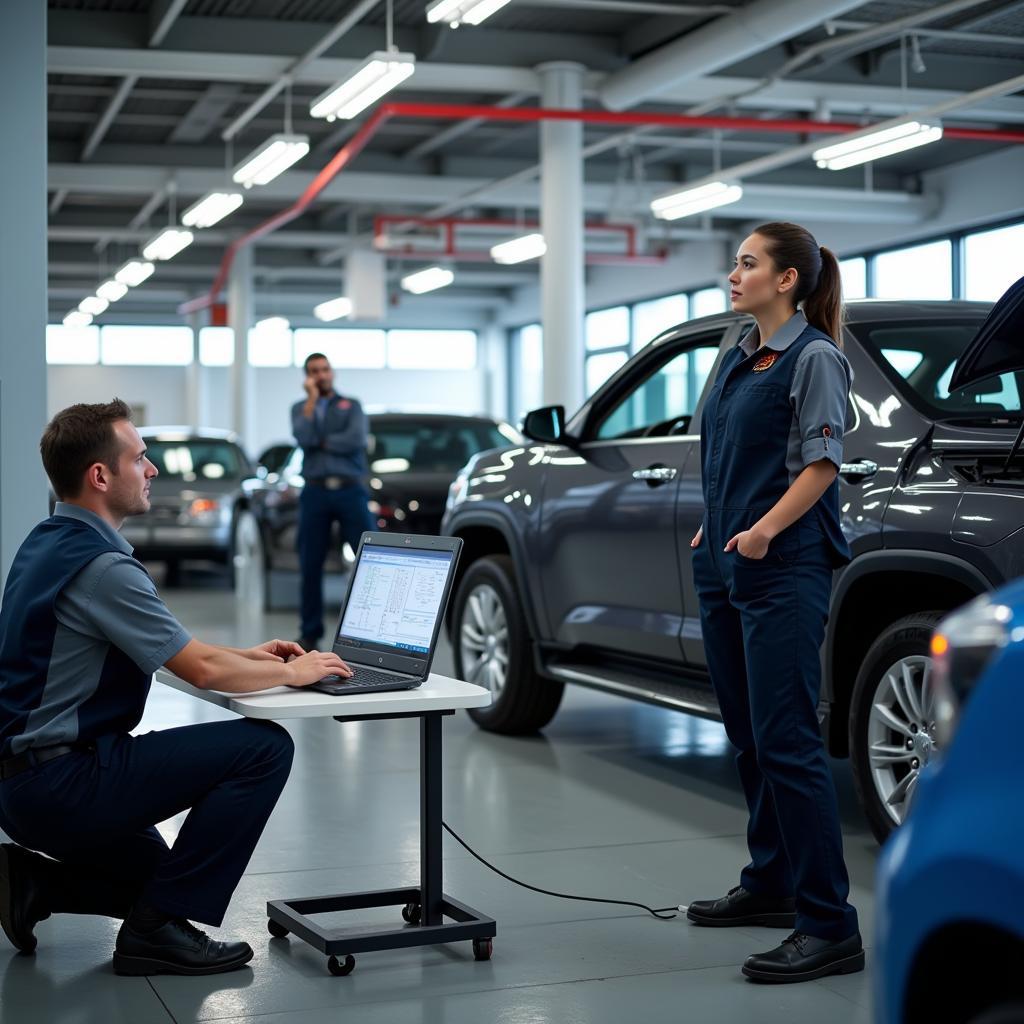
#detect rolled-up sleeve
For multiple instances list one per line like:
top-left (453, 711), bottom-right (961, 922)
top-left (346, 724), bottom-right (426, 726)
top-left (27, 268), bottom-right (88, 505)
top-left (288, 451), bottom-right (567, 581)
top-left (790, 342), bottom-right (852, 471)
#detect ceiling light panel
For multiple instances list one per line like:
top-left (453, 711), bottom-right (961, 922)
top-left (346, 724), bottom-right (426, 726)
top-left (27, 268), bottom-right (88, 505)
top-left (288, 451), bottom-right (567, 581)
top-left (813, 120), bottom-right (943, 171)
top-left (114, 260), bottom-right (155, 287)
top-left (310, 52), bottom-right (415, 121)
top-left (401, 267), bottom-right (455, 294)
top-left (96, 279), bottom-right (128, 303)
top-left (490, 233), bottom-right (546, 265)
top-left (426, 0), bottom-right (512, 26)
top-left (181, 191), bottom-right (244, 228)
top-left (78, 295), bottom-right (109, 316)
top-left (232, 133), bottom-right (310, 188)
top-left (651, 180), bottom-right (743, 221)
top-left (63, 310), bottom-right (93, 328)
top-left (313, 297), bottom-right (354, 322)
top-left (142, 228), bottom-right (194, 261)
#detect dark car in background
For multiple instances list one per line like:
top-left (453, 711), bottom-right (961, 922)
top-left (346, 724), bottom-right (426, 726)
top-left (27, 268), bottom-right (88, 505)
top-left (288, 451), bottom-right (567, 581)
top-left (440, 299), bottom-right (1024, 843)
top-left (120, 427), bottom-right (262, 585)
top-left (244, 413), bottom-right (520, 606)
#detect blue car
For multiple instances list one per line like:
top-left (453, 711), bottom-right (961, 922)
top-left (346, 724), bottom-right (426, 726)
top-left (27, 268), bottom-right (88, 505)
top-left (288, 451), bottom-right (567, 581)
top-left (876, 279), bottom-right (1024, 1024)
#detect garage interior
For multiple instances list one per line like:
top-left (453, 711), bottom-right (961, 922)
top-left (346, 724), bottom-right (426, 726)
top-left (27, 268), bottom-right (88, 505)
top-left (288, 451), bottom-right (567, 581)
top-left (2, 1), bottom-right (1024, 1021)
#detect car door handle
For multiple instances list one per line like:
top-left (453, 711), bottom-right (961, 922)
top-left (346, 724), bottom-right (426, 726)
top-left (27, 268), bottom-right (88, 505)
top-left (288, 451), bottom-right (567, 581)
top-left (839, 459), bottom-right (878, 482)
top-left (632, 465), bottom-right (678, 485)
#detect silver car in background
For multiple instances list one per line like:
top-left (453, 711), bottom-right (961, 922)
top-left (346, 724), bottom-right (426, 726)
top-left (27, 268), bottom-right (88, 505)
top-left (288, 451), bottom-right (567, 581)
top-left (121, 427), bottom-right (262, 586)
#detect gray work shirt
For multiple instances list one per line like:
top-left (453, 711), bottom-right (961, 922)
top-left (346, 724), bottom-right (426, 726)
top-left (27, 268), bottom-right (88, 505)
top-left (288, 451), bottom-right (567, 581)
top-left (15, 503), bottom-right (192, 752)
top-left (739, 309), bottom-right (853, 483)
top-left (291, 391), bottom-right (370, 481)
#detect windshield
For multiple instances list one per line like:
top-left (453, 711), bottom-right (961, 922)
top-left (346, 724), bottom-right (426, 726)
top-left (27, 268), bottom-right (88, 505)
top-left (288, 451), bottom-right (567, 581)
top-left (144, 439), bottom-right (247, 481)
top-left (369, 421), bottom-right (512, 474)
top-left (849, 318), bottom-right (1021, 420)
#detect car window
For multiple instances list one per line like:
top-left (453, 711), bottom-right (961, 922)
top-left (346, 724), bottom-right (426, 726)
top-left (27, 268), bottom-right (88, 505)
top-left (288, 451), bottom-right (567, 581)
top-left (145, 440), bottom-right (246, 481)
top-left (594, 335), bottom-right (723, 441)
top-left (258, 443), bottom-right (294, 474)
top-left (369, 421), bottom-right (508, 474)
top-left (851, 319), bottom-right (1020, 418)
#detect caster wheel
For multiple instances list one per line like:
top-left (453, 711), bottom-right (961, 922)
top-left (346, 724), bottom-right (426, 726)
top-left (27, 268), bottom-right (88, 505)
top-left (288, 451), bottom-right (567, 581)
top-left (402, 902), bottom-right (422, 925)
top-left (327, 954), bottom-right (355, 977)
top-left (267, 919), bottom-right (289, 939)
top-left (472, 937), bottom-right (493, 962)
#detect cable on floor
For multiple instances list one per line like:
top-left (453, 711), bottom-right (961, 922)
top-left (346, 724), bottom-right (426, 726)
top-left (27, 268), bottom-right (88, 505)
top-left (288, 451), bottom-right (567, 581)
top-left (442, 821), bottom-right (678, 920)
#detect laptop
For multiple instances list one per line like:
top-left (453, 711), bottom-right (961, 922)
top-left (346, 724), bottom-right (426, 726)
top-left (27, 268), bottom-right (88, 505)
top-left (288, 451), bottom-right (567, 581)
top-left (309, 532), bottom-right (463, 696)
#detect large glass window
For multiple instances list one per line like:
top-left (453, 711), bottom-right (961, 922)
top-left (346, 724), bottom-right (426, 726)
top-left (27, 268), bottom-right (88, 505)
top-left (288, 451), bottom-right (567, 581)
top-left (585, 306), bottom-right (630, 351)
top-left (874, 240), bottom-right (953, 300)
top-left (46, 324), bottom-right (100, 364)
top-left (596, 337), bottom-right (722, 440)
top-left (199, 326), bottom-right (234, 366)
top-left (691, 287), bottom-right (727, 318)
top-left (294, 328), bottom-right (386, 369)
top-left (386, 329), bottom-right (477, 370)
top-left (585, 350), bottom-right (629, 396)
top-left (516, 323), bottom-right (543, 418)
top-left (839, 257), bottom-right (867, 300)
top-left (248, 325), bottom-right (293, 367)
top-left (101, 325), bottom-right (193, 366)
top-left (964, 222), bottom-right (1024, 301)
top-left (632, 294), bottom-right (688, 352)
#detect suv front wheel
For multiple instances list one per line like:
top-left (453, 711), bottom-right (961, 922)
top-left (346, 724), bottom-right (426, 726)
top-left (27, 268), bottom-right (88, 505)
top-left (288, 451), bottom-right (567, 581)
top-left (849, 611), bottom-right (944, 844)
top-left (452, 555), bottom-right (564, 734)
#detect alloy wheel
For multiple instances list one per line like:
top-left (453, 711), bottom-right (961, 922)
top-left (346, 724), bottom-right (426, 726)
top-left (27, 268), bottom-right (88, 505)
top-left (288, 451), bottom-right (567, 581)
top-left (459, 583), bottom-right (509, 697)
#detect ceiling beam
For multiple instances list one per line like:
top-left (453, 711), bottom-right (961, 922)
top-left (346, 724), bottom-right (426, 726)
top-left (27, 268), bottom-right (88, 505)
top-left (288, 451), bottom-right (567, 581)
top-left (149, 0), bottom-right (189, 48)
top-left (80, 75), bottom-right (137, 162)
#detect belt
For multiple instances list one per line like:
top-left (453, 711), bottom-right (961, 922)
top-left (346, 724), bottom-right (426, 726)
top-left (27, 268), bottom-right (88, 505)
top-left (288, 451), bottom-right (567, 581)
top-left (305, 476), bottom-right (358, 490)
top-left (0, 743), bottom-right (93, 782)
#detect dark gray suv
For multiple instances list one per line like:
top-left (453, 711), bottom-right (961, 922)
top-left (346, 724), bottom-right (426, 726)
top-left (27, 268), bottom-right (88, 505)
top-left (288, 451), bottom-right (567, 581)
top-left (441, 300), bottom-right (1021, 842)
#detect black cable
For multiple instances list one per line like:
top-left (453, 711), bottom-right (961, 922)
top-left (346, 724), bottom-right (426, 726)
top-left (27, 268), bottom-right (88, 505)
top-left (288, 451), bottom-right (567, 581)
top-left (442, 821), bottom-right (678, 921)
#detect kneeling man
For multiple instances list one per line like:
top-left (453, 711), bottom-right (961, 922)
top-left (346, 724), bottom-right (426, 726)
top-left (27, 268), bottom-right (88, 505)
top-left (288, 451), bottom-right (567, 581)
top-left (0, 400), bottom-right (350, 975)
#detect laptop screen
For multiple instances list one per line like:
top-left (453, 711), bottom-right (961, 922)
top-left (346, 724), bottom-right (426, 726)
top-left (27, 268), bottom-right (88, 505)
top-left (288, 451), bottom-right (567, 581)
top-left (336, 546), bottom-right (455, 655)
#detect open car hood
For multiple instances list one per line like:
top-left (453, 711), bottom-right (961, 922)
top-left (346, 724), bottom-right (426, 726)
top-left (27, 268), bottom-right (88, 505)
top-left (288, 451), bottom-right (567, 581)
top-left (949, 275), bottom-right (1024, 391)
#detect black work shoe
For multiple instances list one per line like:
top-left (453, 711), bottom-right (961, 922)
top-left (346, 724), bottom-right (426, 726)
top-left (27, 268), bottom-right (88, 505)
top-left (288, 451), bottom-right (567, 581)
top-left (0, 844), bottom-right (52, 954)
top-left (113, 917), bottom-right (254, 976)
top-left (742, 930), bottom-right (865, 983)
top-left (687, 885), bottom-right (796, 928)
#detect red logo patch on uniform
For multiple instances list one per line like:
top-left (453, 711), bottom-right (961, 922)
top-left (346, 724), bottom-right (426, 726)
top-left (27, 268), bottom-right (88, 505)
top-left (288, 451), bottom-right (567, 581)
top-left (752, 352), bottom-right (778, 373)
top-left (337, 399), bottom-right (351, 410)
top-left (822, 424), bottom-right (832, 450)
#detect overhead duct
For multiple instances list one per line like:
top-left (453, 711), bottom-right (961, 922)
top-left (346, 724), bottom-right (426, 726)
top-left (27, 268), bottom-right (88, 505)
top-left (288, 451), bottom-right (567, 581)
top-left (600, 0), bottom-right (870, 111)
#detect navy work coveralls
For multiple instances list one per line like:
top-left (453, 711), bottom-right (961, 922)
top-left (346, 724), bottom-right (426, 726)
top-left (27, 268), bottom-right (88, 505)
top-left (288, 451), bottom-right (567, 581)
top-left (292, 391), bottom-right (375, 642)
top-left (692, 313), bottom-right (858, 942)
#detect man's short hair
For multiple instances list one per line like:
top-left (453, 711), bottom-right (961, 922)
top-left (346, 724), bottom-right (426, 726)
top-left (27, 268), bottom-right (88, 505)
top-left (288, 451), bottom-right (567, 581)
top-left (303, 352), bottom-right (330, 372)
top-left (40, 399), bottom-right (132, 499)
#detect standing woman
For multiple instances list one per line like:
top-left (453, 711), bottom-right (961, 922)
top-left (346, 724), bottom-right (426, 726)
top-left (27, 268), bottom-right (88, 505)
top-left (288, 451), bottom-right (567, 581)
top-left (686, 222), bottom-right (863, 983)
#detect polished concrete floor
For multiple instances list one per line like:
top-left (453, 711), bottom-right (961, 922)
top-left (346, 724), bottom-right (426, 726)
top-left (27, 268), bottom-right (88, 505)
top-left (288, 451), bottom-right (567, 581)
top-left (0, 568), bottom-right (876, 1024)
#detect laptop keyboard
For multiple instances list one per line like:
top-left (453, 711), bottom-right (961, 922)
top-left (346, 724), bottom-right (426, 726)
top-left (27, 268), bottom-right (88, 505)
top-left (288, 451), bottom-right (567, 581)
top-left (318, 667), bottom-right (407, 688)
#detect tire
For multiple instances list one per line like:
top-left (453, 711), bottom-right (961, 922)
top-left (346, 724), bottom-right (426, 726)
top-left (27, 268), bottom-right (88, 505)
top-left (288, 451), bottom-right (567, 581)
top-left (231, 509), bottom-right (269, 612)
top-left (849, 611), bottom-right (944, 844)
top-left (452, 555), bottom-right (563, 734)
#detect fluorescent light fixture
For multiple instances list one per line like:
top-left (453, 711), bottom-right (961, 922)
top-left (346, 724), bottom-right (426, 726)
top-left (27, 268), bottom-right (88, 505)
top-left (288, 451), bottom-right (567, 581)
top-left (813, 120), bottom-right (943, 170)
top-left (114, 259), bottom-right (155, 287)
top-left (254, 316), bottom-right (290, 331)
top-left (401, 266), bottom-right (455, 294)
top-left (232, 133), bottom-right (310, 188)
top-left (651, 180), bottom-right (743, 221)
top-left (490, 233), bottom-right (546, 265)
top-left (426, 0), bottom-right (512, 26)
top-left (181, 191), bottom-right (244, 228)
top-left (310, 51), bottom-right (416, 122)
top-left (96, 279), bottom-right (128, 302)
top-left (142, 227), bottom-right (194, 261)
top-left (63, 310), bottom-right (93, 328)
top-left (78, 295), bottom-right (109, 316)
top-left (313, 296), bottom-right (354, 322)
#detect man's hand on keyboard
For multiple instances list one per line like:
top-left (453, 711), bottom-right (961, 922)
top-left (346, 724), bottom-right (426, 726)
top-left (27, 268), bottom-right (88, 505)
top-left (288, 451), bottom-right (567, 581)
top-left (284, 650), bottom-right (353, 688)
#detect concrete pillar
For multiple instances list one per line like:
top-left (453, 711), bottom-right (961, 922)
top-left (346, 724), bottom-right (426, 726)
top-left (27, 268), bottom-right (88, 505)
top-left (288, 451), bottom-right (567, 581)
top-left (539, 62), bottom-right (585, 414)
top-left (0, 1), bottom-right (48, 586)
top-left (478, 317), bottom-right (510, 422)
top-left (228, 246), bottom-right (255, 449)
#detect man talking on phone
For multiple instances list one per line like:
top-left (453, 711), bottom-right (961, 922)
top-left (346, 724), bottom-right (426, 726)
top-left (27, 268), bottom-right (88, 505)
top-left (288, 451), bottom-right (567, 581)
top-left (292, 352), bottom-right (374, 652)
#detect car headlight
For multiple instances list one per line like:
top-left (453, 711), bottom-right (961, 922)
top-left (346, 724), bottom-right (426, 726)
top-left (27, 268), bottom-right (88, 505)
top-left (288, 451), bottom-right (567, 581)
top-left (446, 472), bottom-right (468, 511)
top-left (930, 596), bottom-right (1010, 746)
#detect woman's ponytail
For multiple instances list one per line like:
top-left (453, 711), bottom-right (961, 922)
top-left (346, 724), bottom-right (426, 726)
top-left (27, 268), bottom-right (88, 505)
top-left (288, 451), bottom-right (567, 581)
top-left (804, 245), bottom-right (844, 348)
top-left (752, 222), bottom-right (845, 347)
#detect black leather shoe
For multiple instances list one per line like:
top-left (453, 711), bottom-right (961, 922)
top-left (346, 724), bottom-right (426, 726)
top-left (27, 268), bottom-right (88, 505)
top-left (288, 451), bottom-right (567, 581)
top-left (113, 917), bottom-right (254, 976)
top-left (0, 844), bottom-right (52, 954)
top-left (687, 886), bottom-right (796, 928)
top-left (742, 930), bottom-right (865, 983)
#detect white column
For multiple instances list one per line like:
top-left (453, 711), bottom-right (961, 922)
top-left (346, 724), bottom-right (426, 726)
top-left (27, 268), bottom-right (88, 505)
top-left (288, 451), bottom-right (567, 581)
top-left (478, 317), bottom-right (509, 422)
top-left (184, 313), bottom-right (201, 427)
top-left (0, 0), bottom-right (48, 585)
top-left (228, 246), bottom-right (255, 449)
top-left (539, 62), bottom-right (585, 414)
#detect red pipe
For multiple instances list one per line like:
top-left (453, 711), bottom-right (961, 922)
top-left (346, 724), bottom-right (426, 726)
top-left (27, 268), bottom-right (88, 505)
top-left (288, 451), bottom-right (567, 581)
top-left (178, 101), bottom-right (1024, 315)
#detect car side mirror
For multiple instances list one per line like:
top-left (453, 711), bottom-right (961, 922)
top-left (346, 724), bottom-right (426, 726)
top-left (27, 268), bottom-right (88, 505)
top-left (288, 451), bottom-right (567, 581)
top-left (522, 405), bottom-right (567, 444)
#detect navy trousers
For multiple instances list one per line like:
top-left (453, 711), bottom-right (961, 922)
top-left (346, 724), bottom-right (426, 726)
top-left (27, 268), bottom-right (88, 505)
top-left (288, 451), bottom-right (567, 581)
top-left (693, 515), bottom-right (858, 941)
top-left (298, 482), bottom-right (374, 641)
top-left (0, 719), bottom-right (293, 926)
